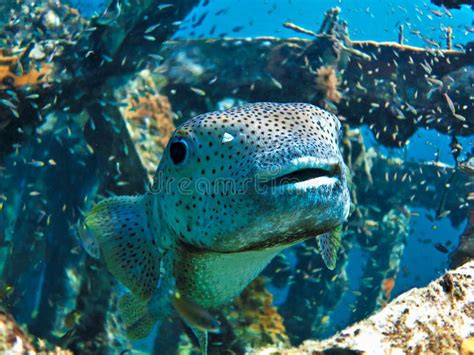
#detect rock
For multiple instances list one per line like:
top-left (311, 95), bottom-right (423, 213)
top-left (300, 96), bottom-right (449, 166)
top-left (0, 310), bottom-right (71, 353)
top-left (462, 337), bottom-right (474, 355)
top-left (255, 261), bottom-right (474, 354)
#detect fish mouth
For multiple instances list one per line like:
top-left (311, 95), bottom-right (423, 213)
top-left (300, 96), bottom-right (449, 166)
top-left (258, 157), bottom-right (341, 191)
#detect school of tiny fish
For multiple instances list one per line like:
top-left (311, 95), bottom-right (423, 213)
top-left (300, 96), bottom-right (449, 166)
top-left (0, 0), bottom-right (472, 354)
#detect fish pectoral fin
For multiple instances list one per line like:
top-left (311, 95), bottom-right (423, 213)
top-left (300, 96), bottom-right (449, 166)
top-left (119, 292), bottom-right (157, 339)
top-left (317, 226), bottom-right (342, 270)
top-left (84, 195), bottom-right (163, 300)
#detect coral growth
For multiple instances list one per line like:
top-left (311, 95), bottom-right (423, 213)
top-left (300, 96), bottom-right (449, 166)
top-left (225, 277), bottom-right (289, 349)
top-left (0, 50), bottom-right (52, 89)
top-left (125, 92), bottom-right (174, 150)
top-left (315, 65), bottom-right (342, 104)
top-left (462, 337), bottom-right (474, 355)
top-left (0, 0), bottom-right (86, 90)
top-left (0, 1), bottom-right (87, 49)
top-left (256, 261), bottom-right (474, 354)
top-left (121, 70), bottom-right (176, 177)
top-left (0, 0), bottom-right (87, 90)
top-left (0, 310), bottom-right (70, 354)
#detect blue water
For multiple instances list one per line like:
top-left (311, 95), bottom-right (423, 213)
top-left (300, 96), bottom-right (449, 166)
top-left (69, 0), bottom-right (473, 48)
top-left (360, 126), bottom-right (469, 288)
top-left (69, 0), bottom-right (471, 338)
top-left (3, 0), bottom-right (473, 352)
top-left (178, 0), bottom-right (473, 47)
top-left (361, 126), bottom-right (473, 165)
top-left (394, 207), bottom-right (466, 295)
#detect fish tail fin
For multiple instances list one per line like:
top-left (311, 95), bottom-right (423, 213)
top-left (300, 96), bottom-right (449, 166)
top-left (84, 195), bottom-right (164, 301)
top-left (118, 292), bottom-right (157, 339)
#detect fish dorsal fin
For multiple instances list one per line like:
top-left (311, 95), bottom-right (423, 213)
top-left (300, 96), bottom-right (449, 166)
top-left (317, 226), bottom-right (342, 270)
top-left (84, 195), bottom-right (163, 300)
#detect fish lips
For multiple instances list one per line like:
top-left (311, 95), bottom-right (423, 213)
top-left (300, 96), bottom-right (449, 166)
top-left (253, 159), bottom-right (350, 243)
top-left (213, 159), bottom-right (350, 252)
top-left (261, 184), bottom-right (350, 248)
top-left (255, 157), bottom-right (344, 196)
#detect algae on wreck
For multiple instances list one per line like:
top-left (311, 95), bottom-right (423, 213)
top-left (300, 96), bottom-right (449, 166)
top-left (0, 0), bottom-right (472, 353)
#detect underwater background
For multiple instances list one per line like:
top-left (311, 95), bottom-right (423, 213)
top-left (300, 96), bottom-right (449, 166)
top-left (0, 0), bottom-right (473, 354)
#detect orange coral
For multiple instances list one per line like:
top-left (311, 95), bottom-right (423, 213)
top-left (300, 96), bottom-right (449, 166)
top-left (123, 85), bottom-right (175, 177)
top-left (0, 50), bottom-right (51, 90)
top-left (125, 93), bottom-right (174, 149)
top-left (315, 65), bottom-right (342, 104)
top-left (226, 277), bottom-right (289, 348)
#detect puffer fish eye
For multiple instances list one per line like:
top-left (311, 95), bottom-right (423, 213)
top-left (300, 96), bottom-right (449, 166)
top-left (169, 137), bottom-right (188, 165)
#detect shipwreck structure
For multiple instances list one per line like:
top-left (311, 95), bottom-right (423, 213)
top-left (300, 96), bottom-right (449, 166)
top-left (0, 0), bottom-right (472, 353)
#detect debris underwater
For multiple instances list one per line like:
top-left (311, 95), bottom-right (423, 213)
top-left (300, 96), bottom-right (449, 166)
top-left (0, 1), bottom-right (472, 354)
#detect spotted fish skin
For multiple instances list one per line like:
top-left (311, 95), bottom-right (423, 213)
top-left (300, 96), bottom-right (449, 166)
top-left (154, 102), bottom-right (349, 252)
top-left (85, 102), bottom-right (350, 343)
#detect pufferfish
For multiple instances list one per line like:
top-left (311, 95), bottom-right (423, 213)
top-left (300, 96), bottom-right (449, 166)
top-left (82, 102), bottom-right (350, 353)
